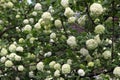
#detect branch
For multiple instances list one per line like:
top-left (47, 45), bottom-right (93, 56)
top-left (84, 1), bottom-right (96, 26)
top-left (111, 0), bottom-right (115, 59)
top-left (80, 68), bottom-right (113, 78)
top-left (0, 26), bottom-right (16, 38)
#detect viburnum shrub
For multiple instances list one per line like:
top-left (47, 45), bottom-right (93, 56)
top-left (0, 0), bottom-right (120, 80)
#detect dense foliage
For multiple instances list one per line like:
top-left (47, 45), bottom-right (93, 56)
top-left (0, 0), bottom-right (120, 80)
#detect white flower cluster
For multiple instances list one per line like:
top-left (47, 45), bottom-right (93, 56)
top-left (80, 48), bottom-right (89, 56)
top-left (86, 39), bottom-right (98, 50)
top-left (94, 24), bottom-right (105, 34)
top-left (67, 36), bottom-right (77, 48)
top-left (36, 62), bottom-right (44, 71)
top-left (61, 0), bottom-right (69, 8)
top-left (64, 7), bottom-right (74, 17)
top-left (42, 12), bottom-right (52, 21)
top-left (102, 50), bottom-right (111, 59)
top-left (22, 25), bottom-right (32, 32)
top-left (34, 3), bottom-right (42, 11)
top-left (54, 19), bottom-right (62, 28)
top-left (90, 3), bottom-right (103, 16)
top-left (77, 69), bottom-right (85, 76)
top-left (113, 67), bottom-right (120, 77)
top-left (62, 64), bottom-right (71, 74)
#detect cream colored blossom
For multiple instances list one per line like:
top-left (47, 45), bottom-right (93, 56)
top-left (62, 64), bottom-right (71, 74)
top-left (86, 39), bottom-right (98, 50)
top-left (90, 3), bottom-right (103, 16)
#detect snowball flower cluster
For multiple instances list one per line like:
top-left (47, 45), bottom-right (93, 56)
top-left (42, 12), bottom-right (52, 20)
top-left (94, 24), bottom-right (105, 34)
top-left (5, 60), bottom-right (13, 67)
top-left (32, 11), bottom-right (37, 16)
top-left (54, 63), bottom-right (61, 70)
top-left (36, 62), bottom-right (44, 71)
top-left (102, 50), bottom-right (111, 59)
top-left (7, 2), bottom-right (14, 8)
top-left (34, 3), bottom-right (42, 10)
top-left (18, 65), bottom-right (24, 71)
top-left (14, 55), bottom-right (21, 61)
top-left (77, 69), bottom-right (85, 76)
top-left (94, 35), bottom-right (101, 44)
top-left (80, 48), bottom-right (89, 56)
top-left (68, 17), bottom-right (76, 23)
top-left (64, 7), bottom-right (74, 17)
top-left (34, 23), bottom-right (41, 29)
top-left (44, 51), bottom-right (52, 57)
top-left (49, 61), bottom-right (56, 68)
top-left (16, 46), bottom-right (24, 52)
top-left (90, 3), bottom-right (103, 16)
top-left (0, 56), bottom-right (6, 63)
top-left (22, 25), bottom-right (32, 32)
top-left (50, 33), bottom-right (56, 39)
top-left (54, 19), bottom-right (62, 28)
top-left (86, 39), bottom-right (98, 50)
top-left (9, 44), bottom-right (16, 52)
top-left (0, 48), bottom-right (8, 56)
top-left (67, 36), bottom-right (77, 48)
top-left (88, 62), bottom-right (94, 67)
top-left (113, 67), bottom-right (120, 77)
top-left (54, 70), bottom-right (60, 77)
top-left (61, 0), bottom-right (69, 8)
top-left (62, 64), bottom-right (71, 74)
top-left (23, 19), bottom-right (29, 24)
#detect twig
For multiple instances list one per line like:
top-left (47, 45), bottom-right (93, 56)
top-left (84, 1), bottom-right (96, 26)
top-left (112, 0), bottom-right (115, 59)
top-left (0, 26), bottom-right (16, 38)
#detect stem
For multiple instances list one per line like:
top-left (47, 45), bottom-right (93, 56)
top-left (112, 0), bottom-right (115, 59)
top-left (84, 1), bottom-right (96, 27)
top-left (61, 18), bottom-right (68, 38)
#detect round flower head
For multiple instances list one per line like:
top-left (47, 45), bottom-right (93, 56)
top-left (5, 60), bottom-right (13, 67)
top-left (64, 7), bottom-right (74, 17)
top-left (113, 67), bottom-right (120, 77)
top-left (61, 0), bottom-right (69, 8)
top-left (18, 65), bottom-right (24, 71)
top-left (23, 19), bottom-right (29, 24)
top-left (22, 25), bottom-right (32, 32)
top-left (54, 63), bottom-right (61, 70)
top-left (14, 55), bottom-right (21, 61)
top-left (86, 39), bottom-right (98, 50)
top-left (36, 62), bottom-right (44, 71)
top-left (0, 48), bottom-right (8, 56)
top-left (68, 17), bottom-right (76, 23)
top-left (102, 50), bottom-right (111, 59)
top-left (7, 2), bottom-right (14, 8)
top-left (94, 35), bottom-right (101, 44)
top-left (42, 12), bottom-right (52, 20)
top-left (77, 69), bottom-right (85, 76)
top-left (50, 32), bottom-right (56, 39)
top-left (32, 11), bottom-right (37, 16)
top-left (90, 3), bottom-right (103, 16)
top-left (9, 44), bottom-right (16, 52)
top-left (94, 24), bottom-right (105, 34)
top-left (0, 56), bottom-right (6, 63)
top-left (49, 61), bottom-right (56, 68)
top-left (34, 23), bottom-right (41, 29)
top-left (54, 70), bottom-right (60, 77)
top-left (16, 46), bottom-right (24, 52)
top-left (80, 48), bottom-right (89, 56)
top-left (34, 3), bottom-right (42, 10)
top-left (62, 64), bottom-right (71, 74)
top-left (67, 36), bottom-right (77, 48)
top-left (54, 19), bottom-right (62, 28)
